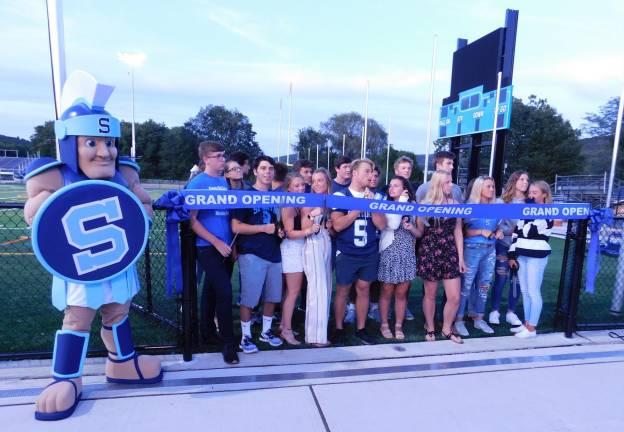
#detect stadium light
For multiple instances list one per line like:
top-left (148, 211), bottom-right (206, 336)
top-left (117, 52), bottom-right (146, 160)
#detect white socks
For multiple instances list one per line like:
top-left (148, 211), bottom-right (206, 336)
top-left (241, 320), bottom-right (251, 339)
top-left (262, 315), bottom-right (273, 335)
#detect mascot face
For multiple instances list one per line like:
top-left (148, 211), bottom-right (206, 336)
top-left (77, 136), bottom-right (118, 179)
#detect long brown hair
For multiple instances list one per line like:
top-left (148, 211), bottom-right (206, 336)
top-left (501, 170), bottom-right (529, 203)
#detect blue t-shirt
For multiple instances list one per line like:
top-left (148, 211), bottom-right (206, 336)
top-left (332, 188), bottom-right (380, 256)
top-left (464, 217), bottom-right (500, 245)
top-left (231, 187), bottom-right (281, 263)
top-left (187, 173), bottom-right (232, 247)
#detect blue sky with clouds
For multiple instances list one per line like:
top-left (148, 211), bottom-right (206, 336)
top-left (1, 0), bottom-right (623, 156)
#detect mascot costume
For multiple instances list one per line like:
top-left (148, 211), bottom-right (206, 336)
top-left (24, 71), bottom-right (162, 421)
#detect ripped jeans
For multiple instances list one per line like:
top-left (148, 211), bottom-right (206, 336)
top-left (457, 243), bottom-right (496, 319)
top-left (491, 239), bottom-right (520, 313)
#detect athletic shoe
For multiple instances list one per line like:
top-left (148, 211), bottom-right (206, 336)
top-left (454, 321), bottom-right (469, 336)
top-left (259, 329), bottom-right (283, 347)
top-left (473, 319), bottom-right (495, 334)
top-left (239, 336), bottom-right (259, 354)
top-left (510, 325), bottom-right (526, 333)
top-left (488, 310), bottom-right (501, 325)
top-left (331, 328), bottom-right (346, 345)
top-left (505, 311), bottom-right (523, 326)
top-left (367, 304), bottom-right (381, 323)
top-left (355, 328), bottom-right (376, 345)
top-left (222, 344), bottom-right (240, 365)
top-left (404, 308), bottom-right (415, 321)
top-left (344, 304), bottom-right (356, 324)
top-left (515, 328), bottom-right (537, 339)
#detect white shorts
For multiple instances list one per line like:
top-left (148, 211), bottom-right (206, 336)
top-left (280, 238), bottom-right (304, 273)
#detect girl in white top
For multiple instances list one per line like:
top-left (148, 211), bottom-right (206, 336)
top-left (301, 169), bottom-right (333, 346)
top-left (377, 176), bottom-right (421, 340)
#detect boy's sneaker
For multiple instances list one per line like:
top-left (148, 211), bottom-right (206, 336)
top-left (239, 336), bottom-right (258, 354)
top-left (344, 304), bottom-right (356, 324)
top-left (404, 308), bottom-right (415, 321)
top-left (505, 311), bottom-right (523, 326)
top-left (454, 321), bottom-right (469, 336)
top-left (331, 328), bottom-right (346, 345)
top-left (367, 304), bottom-right (381, 323)
top-left (473, 319), bottom-right (495, 334)
top-left (488, 310), bottom-right (501, 325)
top-left (259, 329), bottom-right (283, 347)
top-left (355, 328), bottom-right (376, 345)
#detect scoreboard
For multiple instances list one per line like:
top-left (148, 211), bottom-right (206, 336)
top-left (439, 84), bottom-right (513, 139)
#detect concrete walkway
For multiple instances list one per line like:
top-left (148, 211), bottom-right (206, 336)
top-left (1, 330), bottom-right (623, 431)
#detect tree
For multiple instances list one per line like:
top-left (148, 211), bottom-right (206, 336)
top-left (505, 96), bottom-right (584, 183)
top-left (294, 127), bottom-right (329, 166)
top-left (29, 121), bottom-right (56, 157)
top-left (320, 112), bottom-right (388, 161)
top-left (582, 96), bottom-right (623, 175)
top-left (184, 105), bottom-right (262, 160)
top-left (160, 126), bottom-right (198, 180)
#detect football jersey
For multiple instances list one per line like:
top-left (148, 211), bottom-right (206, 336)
top-left (332, 187), bottom-right (380, 255)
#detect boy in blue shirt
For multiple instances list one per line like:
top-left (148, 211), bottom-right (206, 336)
top-left (188, 141), bottom-right (238, 364)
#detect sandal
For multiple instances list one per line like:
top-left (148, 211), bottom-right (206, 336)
top-left (441, 329), bottom-right (464, 344)
top-left (280, 328), bottom-right (301, 346)
top-left (380, 323), bottom-right (393, 339)
top-left (394, 325), bottom-right (405, 341)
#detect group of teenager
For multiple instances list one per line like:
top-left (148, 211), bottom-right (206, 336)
top-left (187, 141), bottom-right (554, 365)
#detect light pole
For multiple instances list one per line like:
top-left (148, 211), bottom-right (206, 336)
top-left (117, 51), bottom-right (146, 160)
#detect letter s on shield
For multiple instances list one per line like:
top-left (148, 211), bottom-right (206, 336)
top-left (61, 197), bottom-right (130, 275)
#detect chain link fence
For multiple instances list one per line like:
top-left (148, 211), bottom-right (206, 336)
top-left (0, 203), bottom-right (181, 360)
top-left (576, 216), bottom-right (624, 329)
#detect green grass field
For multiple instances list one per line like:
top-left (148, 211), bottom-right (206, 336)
top-left (1, 182), bottom-right (621, 356)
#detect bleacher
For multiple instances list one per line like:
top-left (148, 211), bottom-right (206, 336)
top-left (553, 174), bottom-right (623, 209)
top-left (0, 156), bottom-right (36, 181)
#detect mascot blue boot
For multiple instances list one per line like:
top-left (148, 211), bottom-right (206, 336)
top-left (25, 71), bottom-right (162, 421)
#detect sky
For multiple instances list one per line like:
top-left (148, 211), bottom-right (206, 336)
top-left (1, 0), bottom-right (623, 157)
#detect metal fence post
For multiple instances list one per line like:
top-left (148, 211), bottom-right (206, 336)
top-left (180, 220), bottom-right (197, 361)
top-left (564, 218), bottom-right (588, 338)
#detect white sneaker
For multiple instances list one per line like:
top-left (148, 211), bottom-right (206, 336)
top-left (515, 328), bottom-right (537, 339)
top-left (505, 311), bottom-right (523, 326)
top-left (488, 310), bottom-right (500, 325)
top-left (454, 321), bottom-right (469, 336)
top-left (510, 325), bottom-right (526, 333)
top-left (344, 304), bottom-right (356, 324)
top-left (473, 319), bottom-right (495, 334)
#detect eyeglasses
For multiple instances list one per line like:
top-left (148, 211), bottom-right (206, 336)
top-left (206, 153), bottom-right (226, 159)
top-left (225, 167), bottom-right (242, 173)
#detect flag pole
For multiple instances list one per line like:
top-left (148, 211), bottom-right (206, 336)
top-left (386, 115), bottom-right (391, 183)
top-left (342, 134), bottom-right (346, 155)
top-left (606, 88), bottom-right (624, 208)
top-left (423, 34), bottom-right (437, 182)
top-left (45, 0), bottom-right (67, 159)
top-left (488, 71), bottom-right (503, 177)
top-left (363, 80), bottom-right (369, 157)
top-left (287, 82), bottom-right (293, 165)
top-left (277, 98), bottom-right (282, 161)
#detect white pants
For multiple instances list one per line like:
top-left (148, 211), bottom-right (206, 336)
top-left (303, 230), bottom-right (332, 344)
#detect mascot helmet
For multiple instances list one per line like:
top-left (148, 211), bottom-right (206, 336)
top-left (54, 71), bottom-right (121, 174)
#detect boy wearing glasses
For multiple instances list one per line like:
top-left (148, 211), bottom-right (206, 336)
top-left (188, 141), bottom-right (239, 364)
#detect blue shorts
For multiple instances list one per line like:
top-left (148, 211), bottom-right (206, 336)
top-left (335, 251), bottom-right (379, 286)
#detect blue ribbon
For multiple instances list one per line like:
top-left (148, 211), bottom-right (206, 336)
top-left (585, 208), bottom-right (614, 293)
top-left (182, 189), bottom-right (591, 220)
top-left (154, 190), bottom-right (190, 297)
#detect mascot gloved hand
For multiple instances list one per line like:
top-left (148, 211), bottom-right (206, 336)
top-left (24, 71), bottom-right (162, 421)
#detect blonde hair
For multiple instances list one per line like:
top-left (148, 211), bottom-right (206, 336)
top-left (531, 180), bottom-right (553, 204)
top-left (351, 158), bottom-right (374, 173)
top-left (283, 173), bottom-right (304, 192)
top-left (423, 170), bottom-right (452, 204)
top-left (312, 168), bottom-right (332, 194)
top-left (467, 176), bottom-right (496, 204)
top-left (501, 171), bottom-right (529, 203)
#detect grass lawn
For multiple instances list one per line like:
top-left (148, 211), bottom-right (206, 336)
top-left (1, 185), bottom-right (621, 356)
